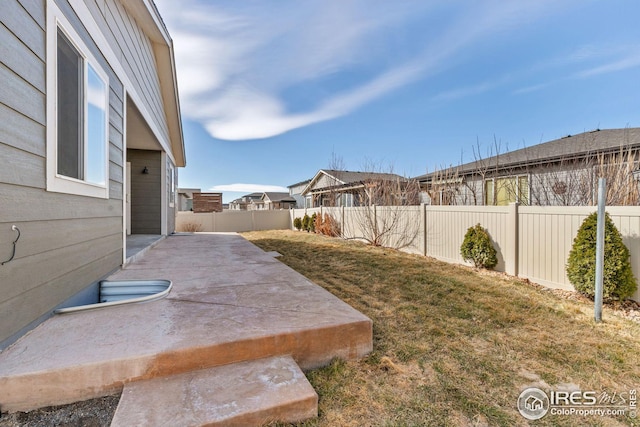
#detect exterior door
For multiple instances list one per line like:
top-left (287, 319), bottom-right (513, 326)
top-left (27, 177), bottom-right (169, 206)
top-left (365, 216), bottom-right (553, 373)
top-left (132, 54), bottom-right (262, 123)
top-left (126, 162), bottom-right (131, 235)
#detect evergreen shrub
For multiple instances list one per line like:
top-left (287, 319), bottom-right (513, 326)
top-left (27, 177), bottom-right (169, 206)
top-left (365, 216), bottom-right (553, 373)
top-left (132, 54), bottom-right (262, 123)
top-left (460, 223), bottom-right (498, 269)
top-left (566, 212), bottom-right (637, 300)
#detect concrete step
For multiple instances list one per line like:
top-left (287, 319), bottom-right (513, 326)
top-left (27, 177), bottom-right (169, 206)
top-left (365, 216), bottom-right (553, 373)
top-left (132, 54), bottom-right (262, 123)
top-left (0, 234), bottom-right (372, 413)
top-left (111, 355), bottom-right (318, 427)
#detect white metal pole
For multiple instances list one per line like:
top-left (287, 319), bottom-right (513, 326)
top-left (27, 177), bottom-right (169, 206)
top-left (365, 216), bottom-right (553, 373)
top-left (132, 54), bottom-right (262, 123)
top-left (594, 178), bottom-right (606, 322)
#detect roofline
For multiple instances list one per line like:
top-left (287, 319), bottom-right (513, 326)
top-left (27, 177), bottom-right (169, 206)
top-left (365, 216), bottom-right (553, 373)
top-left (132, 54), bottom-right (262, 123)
top-left (415, 128), bottom-right (640, 183)
top-left (300, 170), bottom-right (345, 196)
top-left (288, 179), bottom-right (312, 188)
top-left (302, 171), bottom-right (413, 196)
top-left (120, 0), bottom-right (186, 167)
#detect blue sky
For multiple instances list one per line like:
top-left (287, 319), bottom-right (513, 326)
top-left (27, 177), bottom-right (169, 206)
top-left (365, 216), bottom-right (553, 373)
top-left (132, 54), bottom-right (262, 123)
top-left (154, 0), bottom-right (640, 203)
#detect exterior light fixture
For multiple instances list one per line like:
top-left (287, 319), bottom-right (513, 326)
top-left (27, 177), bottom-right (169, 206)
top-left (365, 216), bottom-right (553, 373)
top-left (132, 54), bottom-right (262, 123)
top-left (142, 166), bottom-right (149, 174)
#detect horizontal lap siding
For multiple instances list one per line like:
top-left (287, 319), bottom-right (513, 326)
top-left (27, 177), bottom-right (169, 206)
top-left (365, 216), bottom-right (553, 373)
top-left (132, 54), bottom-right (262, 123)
top-left (0, 0), bottom-right (124, 347)
top-left (87, 0), bottom-right (170, 144)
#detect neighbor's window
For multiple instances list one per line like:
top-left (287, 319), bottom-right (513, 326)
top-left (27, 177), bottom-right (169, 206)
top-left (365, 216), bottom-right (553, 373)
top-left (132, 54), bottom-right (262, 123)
top-left (46, 2), bottom-right (109, 198)
top-left (485, 176), bottom-right (529, 205)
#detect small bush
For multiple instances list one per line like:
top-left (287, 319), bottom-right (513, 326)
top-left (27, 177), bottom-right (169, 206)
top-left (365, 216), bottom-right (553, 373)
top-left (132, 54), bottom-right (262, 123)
top-left (566, 212), bottom-right (637, 300)
top-left (179, 222), bottom-right (202, 232)
top-left (310, 213), bottom-right (317, 233)
top-left (293, 217), bottom-right (303, 231)
top-left (316, 213), bottom-right (341, 237)
top-left (302, 214), bottom-right (312, 232)
top-left (460, 223), bottom-right (498, 269)
top-left (314, 213), bottom-right (323, 234)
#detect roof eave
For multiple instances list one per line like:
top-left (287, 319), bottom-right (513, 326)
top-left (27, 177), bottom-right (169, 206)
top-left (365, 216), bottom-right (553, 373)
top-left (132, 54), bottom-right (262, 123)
top-left (120, 0), bottom-right (186, 167)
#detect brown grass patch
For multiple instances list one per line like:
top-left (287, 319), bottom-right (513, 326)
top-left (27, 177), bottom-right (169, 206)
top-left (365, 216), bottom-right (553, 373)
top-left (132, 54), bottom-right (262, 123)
top-left (246, 230), bottom-right (640, 427)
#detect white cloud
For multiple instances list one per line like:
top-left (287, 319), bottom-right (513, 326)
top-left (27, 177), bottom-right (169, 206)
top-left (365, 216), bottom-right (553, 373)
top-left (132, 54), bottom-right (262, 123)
top-left (155, 0), bottom-right (567, 141)
top-left (209, 183), bottom-right (288, 193)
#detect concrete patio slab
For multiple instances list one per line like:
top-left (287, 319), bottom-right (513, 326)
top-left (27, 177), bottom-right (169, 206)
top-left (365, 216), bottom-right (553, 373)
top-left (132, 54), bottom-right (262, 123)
top-left (111, 355), bottom-right (317, 427)
top-left (0, 233), bottom-right (372, 413)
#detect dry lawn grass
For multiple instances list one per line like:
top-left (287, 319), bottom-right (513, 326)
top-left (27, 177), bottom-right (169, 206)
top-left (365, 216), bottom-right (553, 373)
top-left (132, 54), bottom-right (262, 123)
top-left (243, 230), bottom-right (640, 427)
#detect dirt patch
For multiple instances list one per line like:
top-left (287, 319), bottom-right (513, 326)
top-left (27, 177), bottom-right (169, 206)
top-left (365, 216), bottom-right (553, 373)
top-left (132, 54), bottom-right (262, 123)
top-left (0, 394), bottom-right (119, 427)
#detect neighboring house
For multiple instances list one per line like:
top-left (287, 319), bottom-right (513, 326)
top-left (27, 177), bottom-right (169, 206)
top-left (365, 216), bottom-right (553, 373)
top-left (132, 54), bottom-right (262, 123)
top-left (0, 0), bottom-right (185, 349)
top-left (228, 193), bottom-right (263, 210)
top-left (415, 128), bottom-right (640, 206)
top-left (288, 179), bottom-right (311, 208)
top-left (301, 169), bottom-right (419, 207)
top-left (177, 188), bottom-right (201, 211)
top-left (192, 192), bottom-right (223, 213)
top-left (262, 192), bottom-right (297, 210)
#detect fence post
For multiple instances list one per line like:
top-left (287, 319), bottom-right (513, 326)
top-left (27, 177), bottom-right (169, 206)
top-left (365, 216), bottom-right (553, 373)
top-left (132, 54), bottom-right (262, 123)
top-left (506, 202), bottom-right (519, 276)
top-left (341, 205), bottom-right (345, 236)
top-left (373, 204), bottom-right (377, 240)
top-left (421, 203), bottom-right (427, 256)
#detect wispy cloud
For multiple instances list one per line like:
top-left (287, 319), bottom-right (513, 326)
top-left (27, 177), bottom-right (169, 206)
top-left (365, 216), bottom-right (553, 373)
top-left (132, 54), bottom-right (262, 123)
top-left (209, 183), bottom-right (288, 193)
top-left (511, 44), bottom-right (640, 94)
top-left (432, 80), bottom-right (500, 102)
top-left (156, 0), bottom-right (566, 141)
top-left (512, 82), bottom-right (552, 95)
top-left (576, 49), bottom-right (640, 78)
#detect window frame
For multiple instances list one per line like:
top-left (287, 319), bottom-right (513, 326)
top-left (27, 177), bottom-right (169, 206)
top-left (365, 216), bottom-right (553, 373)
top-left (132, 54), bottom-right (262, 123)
top-left (168, 161), bottom-right (175, 207)
top-left (484, 174), bottom-right (529, 206)
top-left (46, 1), bottom-right (110, 199)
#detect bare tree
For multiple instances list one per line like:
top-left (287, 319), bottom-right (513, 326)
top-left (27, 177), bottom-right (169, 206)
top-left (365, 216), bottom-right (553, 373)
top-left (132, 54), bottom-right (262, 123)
top-left (428, 130), bottom-right (640, 207)
top-left (425, 137), bottom-right (503, 206)
top-left (527, 137), bottom-right (640, 206)
top-left (342, 163), bottom-right (422, 249)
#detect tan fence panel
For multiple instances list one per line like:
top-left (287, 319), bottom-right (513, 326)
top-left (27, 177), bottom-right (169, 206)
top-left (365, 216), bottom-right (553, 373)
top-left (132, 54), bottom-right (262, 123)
top-left (252, 210), bottom-right (291, 230)
top-left (375, 205), bottom-right (423, 253)
top-left (425, 206), bottom-right (511, 272)
top-left (341, 207), bottom-right (371, 244)
top-left (181, 204), bottom-right (640, 301)
top-left (518, 206), bottom-right (592, 290)
top-left (518, 206), bottom-right (640, 299)
top-left (609, 207), bottom-right (640, 301)
top-left (176, 211), bottom-right (290, 233)
top-left (175, 212), bottom-right (213, 232)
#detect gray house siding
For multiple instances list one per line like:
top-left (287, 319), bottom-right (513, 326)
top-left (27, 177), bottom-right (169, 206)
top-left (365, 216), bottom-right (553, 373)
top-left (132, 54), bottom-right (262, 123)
top-left (84, 0), bottom-right (170, 146)
top-left (128, 149), bottom-right (161, 234)
top-left (0, 0), bottom-right (126, 349)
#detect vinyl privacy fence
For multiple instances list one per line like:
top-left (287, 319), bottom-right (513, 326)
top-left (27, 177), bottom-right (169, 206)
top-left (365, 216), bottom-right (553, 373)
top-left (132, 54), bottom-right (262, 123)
top-left (292, 205), bottom-right (640, 301)
top-left (176, 210), bottom-right (290, 233)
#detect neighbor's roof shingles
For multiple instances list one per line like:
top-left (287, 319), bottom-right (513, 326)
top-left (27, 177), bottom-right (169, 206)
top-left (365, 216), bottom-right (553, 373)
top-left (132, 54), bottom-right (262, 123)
top-left (415, 128), bottom-right (640, 182)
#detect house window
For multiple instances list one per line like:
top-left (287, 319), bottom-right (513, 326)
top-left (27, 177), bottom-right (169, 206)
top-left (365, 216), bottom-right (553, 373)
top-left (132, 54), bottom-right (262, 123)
top-left (167, 162), bottom-right (175, 207)
top-left (484, 180), bottom-right (494, 205)
top-left (485, 176), bottom-right (529, 205)
top-left (46, 1), bottom-right (109, 198)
